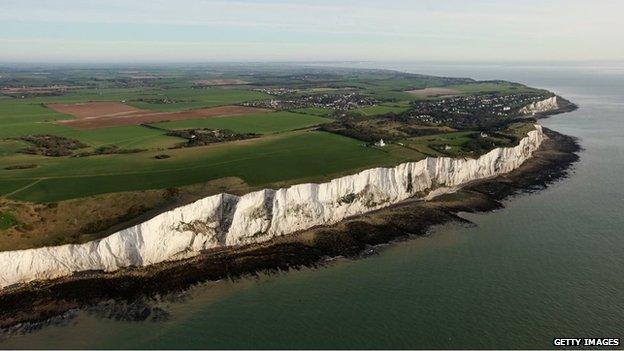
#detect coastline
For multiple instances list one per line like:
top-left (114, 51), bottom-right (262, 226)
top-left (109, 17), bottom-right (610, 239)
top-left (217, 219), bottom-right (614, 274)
top-left (0, 123), bottom-right (547, 288)
top-left (0, 125), bottom-right (580, 330)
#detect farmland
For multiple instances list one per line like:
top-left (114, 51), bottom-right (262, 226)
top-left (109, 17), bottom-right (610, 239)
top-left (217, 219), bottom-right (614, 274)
top-left (51, 103), bottom-right (270, 129)
top-left (0, 65), bottom-right (548, 202)
top-left (0, 64), bottom-right (550, 249)
top-left (0, 131), bottom-right (422, 202)
top-left (152, 111), bottom-right (331, 134)
top-left (356, 103), bottom-right (410, 116)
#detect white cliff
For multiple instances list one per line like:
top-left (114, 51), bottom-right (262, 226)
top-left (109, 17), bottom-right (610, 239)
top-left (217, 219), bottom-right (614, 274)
top-left (0, 125), bottom-right (546, 289)
top-left (520, 96), bottom-right (558, 115)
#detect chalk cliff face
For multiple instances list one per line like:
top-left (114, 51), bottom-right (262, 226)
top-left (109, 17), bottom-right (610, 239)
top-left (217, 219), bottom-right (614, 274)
top-left (520, 96), bottom-right (558, 115)
top-left (0, 125), bottom-right (545, 289)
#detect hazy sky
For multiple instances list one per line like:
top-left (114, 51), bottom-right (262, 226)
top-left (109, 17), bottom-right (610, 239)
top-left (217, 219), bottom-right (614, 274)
top-left (1, 0), bottom-right (623, 63)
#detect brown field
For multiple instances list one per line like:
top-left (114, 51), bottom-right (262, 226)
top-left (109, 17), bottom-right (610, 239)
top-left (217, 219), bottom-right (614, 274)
top-left (405, 87), bottom-right (460, 97)
top-left (49, 102), bottom-right (143, 119)
top-left (48, 102), bottom-right (271, 129)
top-left (193, 79), bottom-right (250, 86)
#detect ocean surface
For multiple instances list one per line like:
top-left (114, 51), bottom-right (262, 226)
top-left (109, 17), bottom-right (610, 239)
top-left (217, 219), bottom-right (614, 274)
top-left (1, 62), bottom-right (623, 349)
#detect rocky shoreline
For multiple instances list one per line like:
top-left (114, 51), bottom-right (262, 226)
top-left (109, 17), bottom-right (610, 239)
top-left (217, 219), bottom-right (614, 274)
top-left (0, 126), bottom-right (580, 331)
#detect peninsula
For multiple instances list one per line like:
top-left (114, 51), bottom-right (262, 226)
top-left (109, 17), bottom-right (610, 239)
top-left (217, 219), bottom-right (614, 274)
top-left (0, 65), bottom-right (578, 328)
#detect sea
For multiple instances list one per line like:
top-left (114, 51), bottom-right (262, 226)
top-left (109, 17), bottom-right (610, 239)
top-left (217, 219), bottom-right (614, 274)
top-left (1, 62), bottom-right (623, 349)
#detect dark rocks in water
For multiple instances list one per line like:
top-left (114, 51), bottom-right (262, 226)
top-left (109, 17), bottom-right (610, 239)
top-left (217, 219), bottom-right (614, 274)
top-left (85, 300), bottom-right (170, 323)
top-left (0, 310), bottom-right (78, 339)
top-left (0, 299), bottom-right (171, 338)
top-left (86, 300), bottom-right (150, 322)
top-left (150, 307), bottom-right (170, 322)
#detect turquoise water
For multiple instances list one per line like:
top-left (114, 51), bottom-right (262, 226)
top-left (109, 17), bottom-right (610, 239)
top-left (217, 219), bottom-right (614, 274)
top-left (1, 63), bottom-right (623, 349)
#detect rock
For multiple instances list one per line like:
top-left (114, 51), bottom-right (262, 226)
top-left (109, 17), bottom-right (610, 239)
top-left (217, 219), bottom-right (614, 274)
top-left (520, 96), bottom-right (559, 115)
top-left (86, 300), bottom-right (158, 322)
top-left (149, 307), bottom-right (170, 322)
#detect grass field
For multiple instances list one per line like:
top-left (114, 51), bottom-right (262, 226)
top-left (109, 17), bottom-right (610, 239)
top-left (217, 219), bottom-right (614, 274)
top-left (401, 131), bottom-right (478, 157)
top-left (450, 82), bottom-right (542, 95)
top-left (0, 140), bottom-right (29, 156)
top-left (58, 126), bottom-right (185, 149)
top-left (3, 87), bottom-right (269, 110)
top-left (0, 101), bottom-right (68, 125)
top-left (0, 106), bottom-right (184, 150)
top-left (151, 111), bottom-right (332, 134)
top-left (0, 87), bottom-right (274, 150)
top-left (504, 121), bottom-right (539, 139)
top-left (0, 87), bottom-right (270, 137)
top-left (290, 107), bottom-right (333, 117)
top-left (0, 179), bottom-right (36, 197)
top-left (400, 125), bottom-right (529, 158)
top-left (0, 131), bottom-right (424, 202)
top-left (356, 104), bottom-right (410, 116)
top-left (125, 88), bottom-right (269, 111)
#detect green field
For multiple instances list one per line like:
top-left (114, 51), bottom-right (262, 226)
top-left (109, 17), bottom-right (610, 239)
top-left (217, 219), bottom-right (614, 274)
top-left (125, 88), bottom-right (270, 111)
top-left (357, 104), bottom-right (410, 116)
top-left (451, 82), bottom-right (544, 95)
top-left (0, 100), bottom-right (72, 140)
top-left (0, 101), bottom-right (185, 150)
top-left (401, 131), bottom-right (478, 157)
top-left (151, 111), bottom-right (332, 134)
top-left (0, 140), bottom-right (29, 156)
top-left (400, 127), bottom-right (525, 158)
top-left (0, 131), bottom-right (423, 202)
top-left (290, 107), bottom-right (334, 117)
top-left (2, 87), bottom-right (269, 111)
top-left (0, 179), bottom-right (36, 197)
top-left (0, 87), bottom-right (275, 150)
top-left (0, 87), bottom-right (271, 139)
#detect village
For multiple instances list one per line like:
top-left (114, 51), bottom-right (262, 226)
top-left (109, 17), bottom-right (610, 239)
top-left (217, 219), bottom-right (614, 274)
top-left (404, 92), bottom-right (553, 128)
top-left (241, 91), bottom-right (379, 111)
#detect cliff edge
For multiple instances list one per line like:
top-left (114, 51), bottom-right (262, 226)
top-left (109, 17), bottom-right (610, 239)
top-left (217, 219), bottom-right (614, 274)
top-left (0, 124), bottom-right (546, 289)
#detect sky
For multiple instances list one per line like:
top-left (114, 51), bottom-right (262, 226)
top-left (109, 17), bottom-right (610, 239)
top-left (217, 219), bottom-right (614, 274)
top-left (1, 0), bottom-right (623, 63)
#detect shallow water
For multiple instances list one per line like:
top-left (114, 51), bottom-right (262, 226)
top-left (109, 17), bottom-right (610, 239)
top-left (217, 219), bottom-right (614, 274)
top-left (2, 62), bottom-right (623, 349)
